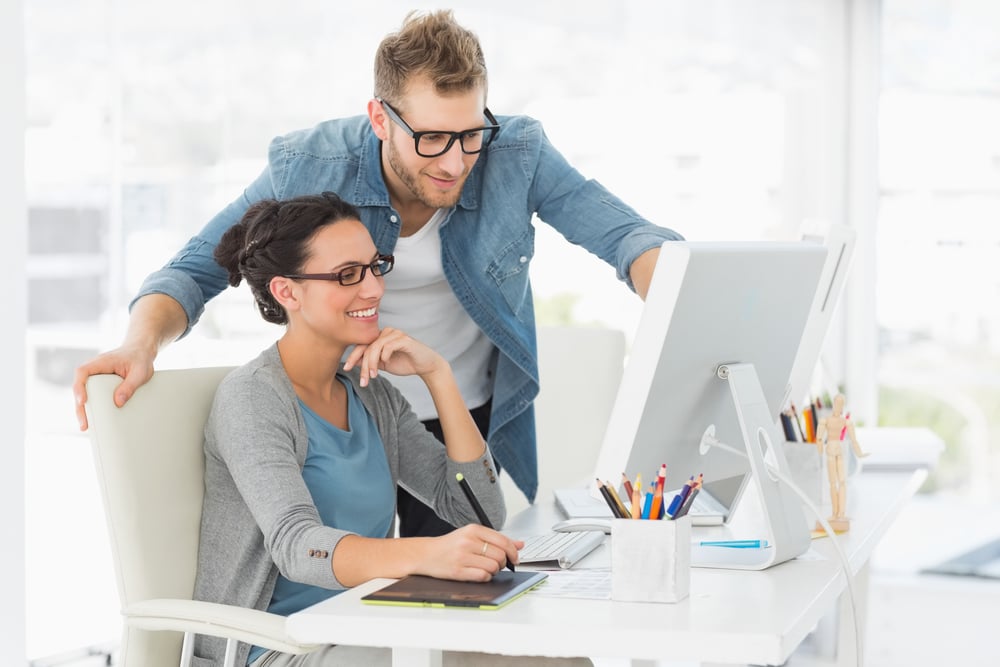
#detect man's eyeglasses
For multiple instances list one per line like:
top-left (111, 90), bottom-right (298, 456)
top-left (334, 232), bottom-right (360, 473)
top-left (285, 255), bottom-right (394, 286)
top-left (378, 99), bottom-right (500, 158)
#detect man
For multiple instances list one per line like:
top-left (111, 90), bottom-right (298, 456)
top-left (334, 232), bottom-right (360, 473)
top-left (72, 10), bottom-right (682, 537)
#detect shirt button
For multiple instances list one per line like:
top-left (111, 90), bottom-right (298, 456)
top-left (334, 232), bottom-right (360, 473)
top-left (390, 215), bottom-right (398, 223)
top-left (519, 256), bottom-right (527, 263)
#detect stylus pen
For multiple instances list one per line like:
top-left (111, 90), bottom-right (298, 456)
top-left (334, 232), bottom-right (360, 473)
top-left (455, 473), bottom-right (515, 572)
top-left (699, 540), bottom-right (770, 549)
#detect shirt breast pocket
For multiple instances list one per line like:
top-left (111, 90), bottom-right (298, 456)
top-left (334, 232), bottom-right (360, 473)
top-left (486, 227), bottom-right (535, 318)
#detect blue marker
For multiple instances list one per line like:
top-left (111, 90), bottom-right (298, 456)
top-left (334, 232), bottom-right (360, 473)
top-left (699, 539), bottom-right (770, 549)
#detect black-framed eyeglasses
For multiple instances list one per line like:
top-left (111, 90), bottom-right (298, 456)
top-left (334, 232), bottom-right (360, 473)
top-left (285, 254), bottom-right (394, 286)
top-left (378, 98), bottom-right (500, 158)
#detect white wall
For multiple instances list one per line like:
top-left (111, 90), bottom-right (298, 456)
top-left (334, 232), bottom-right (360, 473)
top-left (2, 0), bottom-right (28, 663)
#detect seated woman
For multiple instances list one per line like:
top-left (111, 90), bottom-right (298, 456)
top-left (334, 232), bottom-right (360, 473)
top-left (193, 193), bottom-right (584, 666)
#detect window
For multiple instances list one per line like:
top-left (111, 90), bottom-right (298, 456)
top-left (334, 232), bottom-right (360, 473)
top-left (878, 0), bottom-right (1000, 498)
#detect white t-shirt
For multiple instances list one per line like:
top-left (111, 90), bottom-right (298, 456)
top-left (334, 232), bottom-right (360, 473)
top-left (377, 209), bottom-right (495, 421)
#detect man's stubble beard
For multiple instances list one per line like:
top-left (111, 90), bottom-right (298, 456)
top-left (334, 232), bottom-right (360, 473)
top-left (386, 138), bottom-right (465, 211)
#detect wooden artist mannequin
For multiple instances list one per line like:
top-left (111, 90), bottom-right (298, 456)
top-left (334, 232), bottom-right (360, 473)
top-left (815, 394), bottom-right (869, 532)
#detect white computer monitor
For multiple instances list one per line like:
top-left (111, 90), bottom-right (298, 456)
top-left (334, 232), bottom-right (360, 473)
top-left (591, 240), bottom-right (826, 569)
top-left (783, 224), bottom-right (857, 411)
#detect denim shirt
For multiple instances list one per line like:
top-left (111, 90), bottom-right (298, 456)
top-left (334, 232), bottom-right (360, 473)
top-left (135, 113), bottom-right (682, 502)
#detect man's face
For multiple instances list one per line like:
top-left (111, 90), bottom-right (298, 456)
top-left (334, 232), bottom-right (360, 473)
top-left (377, 78), bottom-right (487, 210)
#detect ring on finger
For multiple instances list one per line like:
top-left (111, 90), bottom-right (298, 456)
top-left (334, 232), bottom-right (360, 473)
top-left (481, 541), bottom-right (489, 556)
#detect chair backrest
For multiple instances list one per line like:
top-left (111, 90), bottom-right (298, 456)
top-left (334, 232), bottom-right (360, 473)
top-left (86, 367), bottom-right (234, 664)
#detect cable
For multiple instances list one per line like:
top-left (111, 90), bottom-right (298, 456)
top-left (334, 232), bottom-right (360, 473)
top-left (704, 434), bottom-right (864, 667)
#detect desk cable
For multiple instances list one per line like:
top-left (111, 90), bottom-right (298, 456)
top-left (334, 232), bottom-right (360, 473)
top-left (703, 435), bottom-right (864, 667)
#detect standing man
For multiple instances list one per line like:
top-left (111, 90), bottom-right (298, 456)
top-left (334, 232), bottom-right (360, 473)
top-left (73, 10), bottom-right (682, 537)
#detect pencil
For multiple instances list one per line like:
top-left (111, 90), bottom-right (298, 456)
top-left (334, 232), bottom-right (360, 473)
top-left (790, 402), bottom-right (806, 442)
top-left (605, 481), bottom-right (631, 518)
top-left (621, 473), bottom-right (634, 501)
top-left (596, 478), bottom-right (628, 518)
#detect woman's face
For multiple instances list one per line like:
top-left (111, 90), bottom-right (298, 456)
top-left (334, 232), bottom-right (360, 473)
top-left (284, 219), bottom-right (385, 347)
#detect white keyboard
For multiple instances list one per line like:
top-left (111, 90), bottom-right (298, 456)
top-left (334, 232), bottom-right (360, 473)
top-left (518, 530), bottom-right (605, 569)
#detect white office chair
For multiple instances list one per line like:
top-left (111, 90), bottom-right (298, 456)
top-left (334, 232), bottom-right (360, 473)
top-left (502, 326), bottom-right (626, 513)
top-left (85, 368), bottom-right (320, 667)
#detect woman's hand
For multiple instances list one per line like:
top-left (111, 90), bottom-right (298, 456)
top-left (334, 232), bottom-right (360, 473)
top-left (343, 327), bottom-right (445, 387)
top-left (416, 524), bottom-right (523, 582)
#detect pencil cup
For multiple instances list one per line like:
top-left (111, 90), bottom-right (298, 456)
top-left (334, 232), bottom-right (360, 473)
top-left (611, 516), bottom-right (691, 603)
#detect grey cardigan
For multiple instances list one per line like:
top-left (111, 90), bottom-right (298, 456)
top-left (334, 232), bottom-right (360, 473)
top-left (192, 344), bottom-right (505, 666)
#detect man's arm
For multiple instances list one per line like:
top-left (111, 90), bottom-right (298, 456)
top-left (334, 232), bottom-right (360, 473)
top-left (72, 293), bottom-right (189, 431)
top-left (628, 246), bottom-right (661, 300)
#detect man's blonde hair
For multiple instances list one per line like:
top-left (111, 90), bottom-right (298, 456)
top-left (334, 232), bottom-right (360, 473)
top-left (374, 10), bottom-right (488, 109)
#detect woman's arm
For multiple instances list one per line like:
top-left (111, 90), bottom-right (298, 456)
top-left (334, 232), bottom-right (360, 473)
top-left (345, 328), bottom-right (505, 528)
top-left (208, 371), bottom-right (349, 590)
top-left (344, 327), bottom-right (486, 462)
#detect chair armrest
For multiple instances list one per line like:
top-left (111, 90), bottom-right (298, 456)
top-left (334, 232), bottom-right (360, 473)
top-left (125, 598), bottom-right (319, 655)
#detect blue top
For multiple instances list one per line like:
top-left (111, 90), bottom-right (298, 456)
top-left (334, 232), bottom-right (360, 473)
top-left (246, 376), bottom-right (393, 664)
top-left (134, 113), bottom-right (682, 501)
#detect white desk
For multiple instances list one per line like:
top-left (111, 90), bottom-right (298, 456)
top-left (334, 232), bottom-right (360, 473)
top-left (286, 470), bottom-right (925, 667)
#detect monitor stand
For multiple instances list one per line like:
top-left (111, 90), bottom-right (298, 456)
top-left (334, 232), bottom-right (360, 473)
top-left (697, 362), bottom-right (811, 570)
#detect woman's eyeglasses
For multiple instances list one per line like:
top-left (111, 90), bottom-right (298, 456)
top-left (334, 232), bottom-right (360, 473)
top-left (284, 254), bottom-right (394, 286)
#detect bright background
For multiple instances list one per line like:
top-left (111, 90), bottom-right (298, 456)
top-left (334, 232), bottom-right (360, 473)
top-left (16, 0), bottom-right (1000, 664)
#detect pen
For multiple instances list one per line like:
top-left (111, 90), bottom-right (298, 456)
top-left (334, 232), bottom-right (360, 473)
top-left (699, 539), bottom-right (770, 549)
top-left (666, 475), bottom-right (695, 518)
top-left (840, 412), bottom-right (851, 440)
top-left (665, 491), bottom-right (684, 518)
top-left (455, 473), bottom-right (515, 572)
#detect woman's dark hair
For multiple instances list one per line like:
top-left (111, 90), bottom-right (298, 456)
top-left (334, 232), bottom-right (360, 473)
top-left (214, 192), bottom-right (362, 325)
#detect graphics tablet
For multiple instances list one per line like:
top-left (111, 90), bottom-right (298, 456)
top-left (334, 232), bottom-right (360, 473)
top-left (361, 571), bottom-right (548, 610)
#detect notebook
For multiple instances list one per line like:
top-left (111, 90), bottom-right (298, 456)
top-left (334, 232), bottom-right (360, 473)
top-left (361, 571), bottom-right (548, 609)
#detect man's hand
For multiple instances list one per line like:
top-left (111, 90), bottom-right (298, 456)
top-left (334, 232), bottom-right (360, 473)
top-left (72, 294), bottom-right (188, 431)
top-left (629, 246), bottom-right (661, 300)
top-left (73, 345), bottom-right (156, 431)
